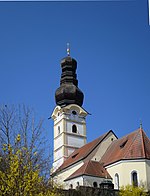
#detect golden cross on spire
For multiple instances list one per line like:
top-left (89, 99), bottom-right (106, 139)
top-left (67, 43), bottom-right (70, 56)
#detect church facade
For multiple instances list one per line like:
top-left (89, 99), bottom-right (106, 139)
top-left (51, 50), bottom-right (150, 191)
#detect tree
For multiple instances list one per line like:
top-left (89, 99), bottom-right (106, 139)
top-left (119, 185), bottom-right (148, 196)
top-left (0, 104), bottom-right (51, 179)
top-left (0, 104), bottom-right (63, 195)
top-left (0, 136), bottom-right (62, 196)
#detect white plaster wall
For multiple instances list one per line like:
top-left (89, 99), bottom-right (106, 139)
top-left (66, 121), bottom-right (85, 135)
top-left (106, 160), bottom-right (148, 190)
top-left (68, 135), bottom-right (85, 147)
top-left (53, 161), bottom-right (84, 188)
top-left (92, 132), bottom-right (117, 162)
top-left (54, 148), bottom-right (63, 161)
top-left (145, 160), bottom-right (150, 190)
top-left (83, 175), bottom-right (111, 187)
top-left (53, 157), bottom-right (64, 172)
top-left (65, 176), bottom-right (84, 189)
top-left (69, 115), bottom-right (85, 123)
top-left (65, 175), bottom-right (110, 189)
top-left (54, 113), bottom-right (63, 125)
top-left (54, 121), bottom-right (63, 138)
top-left (54, 135), bottom-right (63, 150)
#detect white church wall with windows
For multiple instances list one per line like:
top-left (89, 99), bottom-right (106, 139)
top-left (53, 161), bottom-right (84, 186)
top-left (64, 175), bottom-right (112, 189)
top-left (106, 159), bottom-right (150, 190)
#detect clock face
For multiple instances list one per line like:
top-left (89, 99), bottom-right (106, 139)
top-left (72, 110), bottom-right (77, 115)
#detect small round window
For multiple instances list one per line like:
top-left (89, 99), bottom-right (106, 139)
top-left (72, 111), bottom-right (77, 115)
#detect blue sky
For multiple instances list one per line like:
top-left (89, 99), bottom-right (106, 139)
top-left (0, 0), bottom-right (150, 155)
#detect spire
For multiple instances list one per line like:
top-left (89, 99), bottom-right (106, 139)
top-left (67, 43), bottom-right (70, 56)
top-left (55, 46), bottom-right (84, 107)
top-left (140, 120), bottom-right (143, 130)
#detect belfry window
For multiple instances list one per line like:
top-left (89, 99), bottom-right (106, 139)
top-left (131, 171), bottom-right (138, 187)
top-left (72, 124), bottom-right (77, 133)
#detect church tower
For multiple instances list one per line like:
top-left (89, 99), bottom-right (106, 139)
top-left (51, 46), bottom-right (88, 170)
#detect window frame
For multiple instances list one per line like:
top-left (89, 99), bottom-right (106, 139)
top-left (131, 170), bottom-right (138, 187)
top-left (115, 173), bottom-right (119, 189)
top-left (72, 124), bottom-right (77, 133)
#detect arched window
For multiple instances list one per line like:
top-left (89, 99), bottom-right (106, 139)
top-left (72, 124), bottom-right (77, 133)
top-left (70, 184), bottom-right (73, 189)
top-left (58, 126), bottom-right (60, 134)
top-left (76, 182), bottom-right (79, 189)
top-left (131, 171), bottom-right (138, 187)
top-left (93, 182), bottom-right (98, 188)
top-left (115, 173), bottom-right (119, 189)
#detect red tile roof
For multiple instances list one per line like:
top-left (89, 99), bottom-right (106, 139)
top-left (101, 128), bottom-right (150, 166)
top-left (65, 160), bottom-right (112, 181)
top-left (56, 130), bottom-right (115, 172)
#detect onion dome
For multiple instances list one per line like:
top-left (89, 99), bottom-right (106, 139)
top-left (55, 45), bottom-right (84, 107)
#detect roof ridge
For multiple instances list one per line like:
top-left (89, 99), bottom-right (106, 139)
top-left (86, 160), bottom-right (94, 173)
top-left (140, 129), bottom-right (150, 158)
top-left (71, 130), bottom-right (114, 161)
top-left (91, 161), bottom-right (102, 176)
top-left (140, 129), bottom-right (146, 158)
top-left (83, 130), bottom-right (115, 159)
top-left (83, 160), bottom-right (91, 174)
top-left (123, 129), bottom-right (141, 159)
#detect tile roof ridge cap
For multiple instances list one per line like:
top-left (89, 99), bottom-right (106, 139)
top-left (83, 160), bottom-right (91, 174)
top-left (84, 160), bottom-right (98, 175)
top-left (140, 129), bottom-right (147, 158)
top-left (91, 161), bottom-right (101, 171)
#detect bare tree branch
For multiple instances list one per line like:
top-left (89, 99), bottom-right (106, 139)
top-left (0, 104), bottom-right (51, 180)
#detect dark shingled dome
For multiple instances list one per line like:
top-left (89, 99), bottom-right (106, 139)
top-left (55, 56), bottom-right (84, 107)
